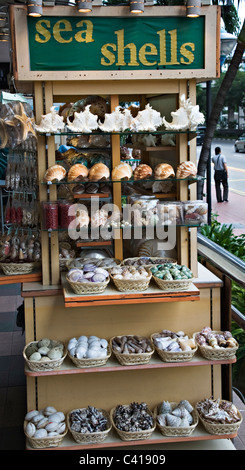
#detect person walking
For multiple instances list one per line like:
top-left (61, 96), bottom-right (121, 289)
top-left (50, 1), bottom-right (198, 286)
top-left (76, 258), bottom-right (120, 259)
top-left (212, 146), bottom-right (229, 203)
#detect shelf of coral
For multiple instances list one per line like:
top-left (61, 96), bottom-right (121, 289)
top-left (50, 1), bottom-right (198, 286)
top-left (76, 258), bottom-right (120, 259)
top-left (24, 351), bottom-right (236, 378)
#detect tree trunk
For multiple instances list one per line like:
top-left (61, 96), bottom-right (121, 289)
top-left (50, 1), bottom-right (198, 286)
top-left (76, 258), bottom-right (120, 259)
top-left (197, 19), bottom-right (245, 200)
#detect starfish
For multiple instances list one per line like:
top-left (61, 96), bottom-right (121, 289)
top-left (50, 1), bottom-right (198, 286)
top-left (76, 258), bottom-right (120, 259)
top-left (0, 118), bottom-right (8, 148)
top-left (12, 102), bottom-right (37, 141)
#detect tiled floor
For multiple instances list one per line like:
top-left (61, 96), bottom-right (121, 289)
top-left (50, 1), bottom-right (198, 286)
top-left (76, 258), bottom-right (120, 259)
top-left (0, 282), bottom-right (244, 451)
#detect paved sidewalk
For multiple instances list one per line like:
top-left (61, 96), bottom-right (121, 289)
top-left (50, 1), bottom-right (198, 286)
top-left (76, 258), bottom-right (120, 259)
top-left (210, 185), bottom-right (245, 236)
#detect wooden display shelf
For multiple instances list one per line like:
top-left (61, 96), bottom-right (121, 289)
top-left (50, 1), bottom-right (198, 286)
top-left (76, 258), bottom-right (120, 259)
top-left (73, 193), bottom-right (111, 199)
top-left (76, 240), bottom-right (113, 247)
top-left (61, 273), bottom-right (200, 308)
top-left (24, 352), bottom-right (236, 377)
top-left (0, 270), bottom-right (42, 285)
top-left (26, 424), bottom-right (238, 451)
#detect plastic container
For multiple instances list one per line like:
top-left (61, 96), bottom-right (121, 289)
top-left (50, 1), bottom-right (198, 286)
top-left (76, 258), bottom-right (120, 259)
top-left (42, 202), bottom-right (58, 230)
top-left (58, 200), bottom-right (75, 229)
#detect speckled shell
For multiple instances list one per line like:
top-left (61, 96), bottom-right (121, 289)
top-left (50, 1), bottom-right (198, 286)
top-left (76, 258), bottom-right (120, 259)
top-left (133, 164), bottom-right (152, 180)
top-left (176, 161), bottom-right (197, 179)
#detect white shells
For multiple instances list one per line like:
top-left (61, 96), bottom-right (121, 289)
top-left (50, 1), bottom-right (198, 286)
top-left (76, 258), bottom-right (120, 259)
top-left (162, 94), bottom-right (205, 131)
top-left (67, 105), bottom-right (99, 133)
top-left (45, 422), bottom-right (59, 432)
top-left (157, 400), bottom-right (194, 428)
top-left (47, 347), bottom-right (63, 360)
top-left (25, 410), bottom-right (40, 421)
top-left (68, 335), bottom-right (108, 359)
top-left (35, 106), bottom-right (65, 133)
top-left (33, 429), bottom-right (48, 438)
top-left (25, 422), bottom-right (36, 437)
top-left (24, 407), bottom-right (66, 440)
top-left (25, 338), bottom-right (64, 363)
top-left (29, 352), bottom-right (42, 361)
top-left (130, 104), bottom-right (162, 132)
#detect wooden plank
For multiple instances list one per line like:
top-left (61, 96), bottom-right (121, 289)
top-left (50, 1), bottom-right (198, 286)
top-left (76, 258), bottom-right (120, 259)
top-left (111, 94), bottom-right (123, 260)
top-left (0, 272), bottom-right (41, 285)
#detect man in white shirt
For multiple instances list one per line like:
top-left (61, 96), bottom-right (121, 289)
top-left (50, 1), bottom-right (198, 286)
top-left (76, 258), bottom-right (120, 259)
top-left (212, 146), bottom-right (229, 203)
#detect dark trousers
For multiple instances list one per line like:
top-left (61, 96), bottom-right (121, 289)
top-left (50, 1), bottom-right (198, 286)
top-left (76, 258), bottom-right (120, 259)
top-left (214, 173), bottom-right (228, 202)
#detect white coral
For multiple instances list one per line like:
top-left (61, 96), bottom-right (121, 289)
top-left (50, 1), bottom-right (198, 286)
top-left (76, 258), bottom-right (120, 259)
top-left (35, 106), bottom-right (65, 133)
top-left (66, 105), bottom-right (98, 133)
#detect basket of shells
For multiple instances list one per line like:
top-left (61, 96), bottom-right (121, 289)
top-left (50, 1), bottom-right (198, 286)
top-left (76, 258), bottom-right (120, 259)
top-left (150, 263), bottom-right (193, 291)
top-left (110, 335), bottom-right (154, 366)
top-left (121, 257), bottom-right (177, 268)
top-left (24, 406), bottom-right (67, 448)
top-left (193, 327), bottom-right (238, 360)
top-left (110, 266), bottom-right (152, 292)
top-left (67, 406), bottom-right (111, 444)
top-left (154, 400), bottom-right (199, 437)
top-left (110, 402), bottom-right (156, 441)
top-left (67, 335), bottom-right (111, 368)
top-left (66, 265), bottom-right (110, 294)
top-left (195, 398), bottom-right (243, 435)
top-left (23, 338), bottom-right (67, 371)
top-left (151, 330), bottom-right (197, 362)
top-left (0, 261), bottom-right (38, 275)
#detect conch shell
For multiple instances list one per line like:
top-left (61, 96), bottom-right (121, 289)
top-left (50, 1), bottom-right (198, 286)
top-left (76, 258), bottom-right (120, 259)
top-left (130, 104), bottom-right (162, 132)
top-left (67, 105), bottom-right (98, 133)
top-left (162, 94), bottom-right (204, 131)
top-left (35, 106), bottom-right (65, 133)
top-left (98, 106), bottom-right (132, 132)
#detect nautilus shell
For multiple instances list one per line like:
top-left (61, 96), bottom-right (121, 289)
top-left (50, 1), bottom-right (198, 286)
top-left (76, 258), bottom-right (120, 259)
top-left (35, 106), bottom-right (65, 133)
top-left (67, 105), bottom-right (99, 133)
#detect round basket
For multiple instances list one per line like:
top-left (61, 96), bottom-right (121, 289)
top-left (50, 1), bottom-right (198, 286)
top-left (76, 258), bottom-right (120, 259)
top-left (110, 406), bottom-right (155, 441)
top-left (121, 257), bottom-right (177, 268)
top-left (23, 341), bottom-right (67, 372)
top-left (0, 261), bottom-right (38, 275)
top-left (195, 400), bottom-right (243, 435)
top-left (152, 275), bottom-right (193, 291)
top-left (193, 332), bottom-right (239, 360)
top-left (67, 408), bottom-right (111, 444)
top-left (110, 272), bottom-right (152, 292)
top-left (154, 403), bottom-right (198, 437)
top-left (67, 346), bottom-right (111, 368)
top-left (110, 336), bottom-right (154, 366)
top-left (151, 333), bottom-right (197, 363)
top-left (66, 274), bottom-right (110, 294)
top-left (24, 420), bottom-right (67, 449)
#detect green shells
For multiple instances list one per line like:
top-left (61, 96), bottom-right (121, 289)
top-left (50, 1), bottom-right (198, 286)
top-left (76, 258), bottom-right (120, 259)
top-left (150, 263), bottom-right (193, 280)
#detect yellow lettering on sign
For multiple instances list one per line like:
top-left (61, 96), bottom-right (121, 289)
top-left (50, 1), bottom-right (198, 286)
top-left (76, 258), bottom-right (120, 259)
top-left (53, 20), bottom-right (72, 43)
top-left (75, 20), bottom-right (94, 43)
top-left (157, 29), bottom-right (179, 65)
top-left (35, 19), bottom-right (51, 43)
top-left (115, 29), bottom-right (139, 67)
top-left (180, 43), bottom-right (195, 64)
top-left (139, 43), bottom-right (157, 66)
top-left (101, 43), bottom-right (116, 66)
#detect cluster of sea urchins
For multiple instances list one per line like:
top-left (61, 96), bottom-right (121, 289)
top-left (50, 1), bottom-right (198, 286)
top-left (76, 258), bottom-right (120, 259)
top-left (113, 402), bottom-right (154, 432)
top-left (69, 406), bottom-right (108, 433)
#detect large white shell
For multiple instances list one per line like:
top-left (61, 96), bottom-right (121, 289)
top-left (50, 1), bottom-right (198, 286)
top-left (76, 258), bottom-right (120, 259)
top-left (33, 428), bottom-right (48, 439)
top-left (43, 406), bottom-right (57, 416)
top-left (162, 106), bottom-right (189, 131)
top-left (25, 422), bottom-right (36, 437)
top-left (35, 106), bottom-right (65, 133)
top-left (67, 105), bottom-right (98, 132)
top-left (25, 410), bottom-right (39, 421)
top-left (162, 94), bottom-right (205, 131)
top-left (98, 106), bottom-right (123, 132)
top-left (130, 104), bottom-right (162, 132)
top-left (45, 422), bottom-right (59, 432)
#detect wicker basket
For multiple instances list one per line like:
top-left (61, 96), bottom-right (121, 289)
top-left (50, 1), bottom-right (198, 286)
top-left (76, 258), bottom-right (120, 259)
top-left (110, 272), bottom-right (152, 292)
top-left (66, 274), bottom-right (110, 294)
top-left (67, 408), bottom-right (111, 444)
top-left (121, 257), bottom-right (177, 268)
top-left (0, 261), bottom-right (38, 275)
top-left (151, 333), bottom-right (197, 362)
top-left (67, 346), bottom-right (111, 368)
top-left (154, 403), bottom-right (198, 437)
top-left (110, 335), bottom-right (154, 366)
top-left (196, 400), bottom-right (243, 435)
top-left (193, 332), bottom-right (238, 360)
top-left (23, 341), bottom-right (67, 372)
top-left (110, 406), bottom-right (155, 441)
top-left (24, 420), bottom-right (67, 448)
top-left (152, 275), bottom-right (193, 291)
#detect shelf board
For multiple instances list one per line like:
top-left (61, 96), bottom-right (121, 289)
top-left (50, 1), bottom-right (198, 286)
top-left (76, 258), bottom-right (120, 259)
top-left (25, 424), bottom-right (238, 451)
top-left (73, 193), bottom-right (111, 199)
top-left (24, 352), bottom-right (236, 377)
top-left (61, 273), bottom-right (200, 308)
top-left (43, 176), bottom-right (204, 185)
top-left (76, 240), bottom-right (113, 247)
top-left (0, 270), bottom-right (42, 285)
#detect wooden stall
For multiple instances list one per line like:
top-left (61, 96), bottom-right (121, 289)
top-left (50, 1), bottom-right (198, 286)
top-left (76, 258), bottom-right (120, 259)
top-left (9, 4), bottom-right (239, 451)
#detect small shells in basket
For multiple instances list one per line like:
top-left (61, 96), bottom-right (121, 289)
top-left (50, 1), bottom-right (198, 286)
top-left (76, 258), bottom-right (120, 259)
top-left (151, 329), bottom-right (197, 362)
top-left (68, 406), bottom-right (111, 444)
top-left (67, 335), bottom-right (111, 367)
top-left (193, 327), bottom-right (238, 360)
top-left (23, 338), bottom-right (66, 371)
top-left (150, 263), bottom-right (193, 291)
top-left (24, 406), bottom-right (67, 448)
top-left (110, 266), bottom-right (152, 292)
top-left (111, 402), bottom-right (155, 441)
top-left (155, 400), bottom-right (198, 436)
top-left (195, 398), bottom-right (243, 435)
top-left (110, 334), bottom-right (154, 365)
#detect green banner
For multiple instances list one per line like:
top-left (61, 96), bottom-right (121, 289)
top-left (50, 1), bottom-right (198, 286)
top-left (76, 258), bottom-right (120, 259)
top-left (27, 16), bottom-right (205, 71)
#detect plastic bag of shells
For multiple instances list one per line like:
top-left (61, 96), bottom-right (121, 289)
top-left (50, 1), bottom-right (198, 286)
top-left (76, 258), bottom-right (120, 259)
top-left (24, 406), bottom-right (67, 448)
top-left (23, 338), bottom-right (66, 371)
top-left (154, 400), bottom-right (198, 436)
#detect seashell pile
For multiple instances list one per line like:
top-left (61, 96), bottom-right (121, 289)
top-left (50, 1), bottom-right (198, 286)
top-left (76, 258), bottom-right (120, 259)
top-left (150, 263), bottom-right (193, 281)
top-left (111, 335), bottom-right (153, 355)
top-left (183, 201), bottom-right (208, 225)
top-left (68, 257), bottom-right (119, 270)
top-left (156, 400), bottom-right (194, 427)
top-left (67, 335), bottom-right (109, 359)
top-left (196, 398), bottom-right (241, 424)
top-left (67, 265), bottom-right (110, 283)
top-left (110, 266), bottom-right (150, 280)
top-left (69, 406), bottom-right (109, 433)
top-left (113, 402), bottom-right (154, 432)
top-left (24, 406), bottom-right (66, 439)
top-left (122, 257), bottom-right (176, 267)
top-left (25, 338), bottom-right (65, 362)
top-left (152, 330), bottom-right (196, 353)
top-left (195, 327), bottom-right (237, 350)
